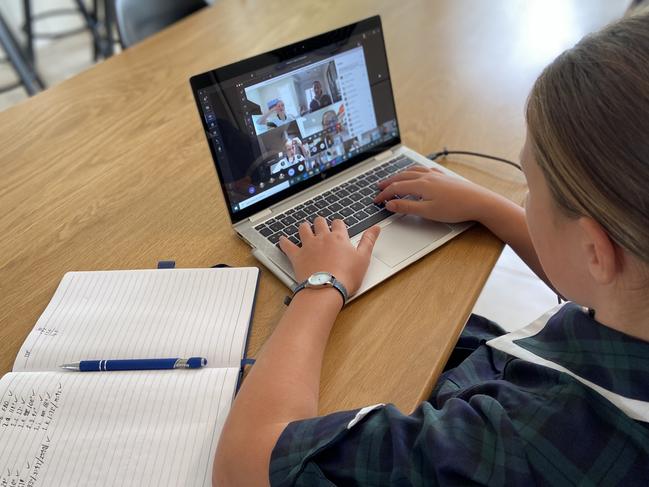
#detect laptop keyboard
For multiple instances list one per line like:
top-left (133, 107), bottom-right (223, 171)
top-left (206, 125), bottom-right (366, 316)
top-left (254, 155), bottom-right (417, 247)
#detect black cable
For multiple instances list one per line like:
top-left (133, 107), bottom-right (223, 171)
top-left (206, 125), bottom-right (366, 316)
top-left (427, 148), bottom-right (522, 171)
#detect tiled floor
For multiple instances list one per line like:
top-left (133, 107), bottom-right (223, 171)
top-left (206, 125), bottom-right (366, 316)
top-left (0, 31), bottom-right (110, 111)
top-left (473, 246), bottom-right (557, 331)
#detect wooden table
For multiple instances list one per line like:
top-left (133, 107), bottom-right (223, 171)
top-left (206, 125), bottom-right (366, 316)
top-left (0, 0), bottom-right (626, 415)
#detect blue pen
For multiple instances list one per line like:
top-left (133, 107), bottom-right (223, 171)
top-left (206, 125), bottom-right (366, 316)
top-left (59, 357), bottom-right (207, 372)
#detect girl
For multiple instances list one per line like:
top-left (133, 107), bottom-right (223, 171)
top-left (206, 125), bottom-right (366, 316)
top-left (215, 11), bottom-right (649, 486)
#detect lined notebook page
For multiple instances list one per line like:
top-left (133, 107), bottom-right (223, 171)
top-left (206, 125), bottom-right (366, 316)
top-left (13, 268), bottom-right (259, 372)
top-left (0, 368), bottom-right (237, 487)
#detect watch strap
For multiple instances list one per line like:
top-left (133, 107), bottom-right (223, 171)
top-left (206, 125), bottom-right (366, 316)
top-left (284, 276), bottom-right (348, 306)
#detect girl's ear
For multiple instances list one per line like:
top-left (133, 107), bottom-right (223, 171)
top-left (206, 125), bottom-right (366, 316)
top-left (578, 217), bottom-right (620, 285)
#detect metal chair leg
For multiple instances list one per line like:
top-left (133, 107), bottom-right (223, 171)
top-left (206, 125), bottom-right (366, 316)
top-left (0, 10), bottom-right (45, 96)
top-left (23, 0), bottom-right (35, 63)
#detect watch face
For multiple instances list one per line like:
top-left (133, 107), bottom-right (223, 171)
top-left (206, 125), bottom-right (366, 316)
top-left (308, 272), bottom-right (333, 287)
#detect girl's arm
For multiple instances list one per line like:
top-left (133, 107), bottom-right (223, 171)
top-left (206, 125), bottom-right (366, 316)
top-left (476, 192), bottom-right (550, 288)
top-left (213, 219), bottom-right (381, 486)
top-left (374, 167), bottom-right (551, 288)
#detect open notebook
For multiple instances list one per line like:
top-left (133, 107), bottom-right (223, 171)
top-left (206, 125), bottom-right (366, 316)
top-left (0, 267), bottom-right (259, 486)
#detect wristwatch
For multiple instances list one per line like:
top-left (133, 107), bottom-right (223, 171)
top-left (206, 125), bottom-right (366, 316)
top-left (284, 272), bottom-right (348, 306)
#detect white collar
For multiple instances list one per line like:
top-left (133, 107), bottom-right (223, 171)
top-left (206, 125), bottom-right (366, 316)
top-left (487, 304), bottom-right (649, 422)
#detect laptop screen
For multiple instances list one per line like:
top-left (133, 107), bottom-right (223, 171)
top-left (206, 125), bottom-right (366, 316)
top-left (190, 16), bottom-right (400, 223)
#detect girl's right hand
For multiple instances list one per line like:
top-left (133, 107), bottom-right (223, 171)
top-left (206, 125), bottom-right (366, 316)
top-left (373, 166), bottom-right (495, 224)
top-left (279, 218), bottom-right (380, 296)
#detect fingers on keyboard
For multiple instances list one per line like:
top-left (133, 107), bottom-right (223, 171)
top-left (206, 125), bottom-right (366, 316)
top-left (259, 156), bottom-right (416, 246)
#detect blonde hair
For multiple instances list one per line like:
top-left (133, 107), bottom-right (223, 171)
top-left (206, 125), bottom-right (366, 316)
top-left (526, 11), bottom-right (649, 263)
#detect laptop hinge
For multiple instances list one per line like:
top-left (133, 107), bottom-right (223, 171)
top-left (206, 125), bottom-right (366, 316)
top-left (249, 208), bottom-right (272, 224)
top-left (375, 149), bottom-right (395, 162)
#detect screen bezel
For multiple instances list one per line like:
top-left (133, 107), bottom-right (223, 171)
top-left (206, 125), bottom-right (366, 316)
top-left (189, 15), bottom-right (400, 225)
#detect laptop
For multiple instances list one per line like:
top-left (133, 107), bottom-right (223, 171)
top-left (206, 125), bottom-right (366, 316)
top-left (189, 15), bottom-right (471, 299)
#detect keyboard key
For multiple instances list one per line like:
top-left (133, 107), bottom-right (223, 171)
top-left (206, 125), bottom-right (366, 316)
top-left (285, 225), bottom-right (298, 235)
top-left (269, 222), bottom-right (283, 232)
top-left (366, 205), bottom-right (380, 215)
top-left (315, 200), bottom-right (328, 209)
top-left (344, 216), bottom-right (359, 226)
top-left (355, 177), bottom-right (369, 186)
top-left (288, 235), bottom-right (300, 245)
top-left (350, 192), bottom-right (364, 201)
top-left (350, 202), bottom-right (364, 211)
top-left (394, 157), bottom-right (414, 169)
top-left (325, 195), bottom-right (337, 204)
top-left (329, 202), bottom-right (342, 211)
top-left (294, 210), bottom-right (307, 220)
top-left (361, 196), bottom-right (374, 206)
top-left (335, 189), bottom-right (350, 197)
top-left (281, 215), bottom-right (296, 225)
top-left (340, 207), bottom-right (353, 217)
top-left (347, 208), bottom-right (393, 238)
top-left (266, 218), bottom-right (277, 225)
top-left (366, 174), bottom-right (380, 183)
top-left (339, 197), bottom-right (353, 206)
top-left (355, 210), bottom-right (369, 220)
top-left (320, 207), bottom-right (333, 217)
top-left (330, 213), bottom-right (343, 221)
top-left (360, 187), bottom-right (374, 196)
top-left (258, 226), bottom-right (273, 237)
top-left (304, 204), bottom-right (318, 214)
top-left (347, 184), bottom-right (360, 192)
top-left (268, 232), bottom-right (283, 244)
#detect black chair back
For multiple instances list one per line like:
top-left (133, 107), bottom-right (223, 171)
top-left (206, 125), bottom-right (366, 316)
top-left (113, 0), bottom-right (207, 48)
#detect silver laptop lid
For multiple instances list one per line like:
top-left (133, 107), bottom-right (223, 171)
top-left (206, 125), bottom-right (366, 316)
top-left (190, 15), bottom-right (401, 224)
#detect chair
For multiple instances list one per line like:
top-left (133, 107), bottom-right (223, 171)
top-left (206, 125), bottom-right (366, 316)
top-left (0, 8), bottom-right (44, 96)
top-left (112, 0), bottom-right (207, 49)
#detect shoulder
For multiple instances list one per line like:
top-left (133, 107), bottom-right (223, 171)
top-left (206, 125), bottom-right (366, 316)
top-left (271, 381), bottom-right (649, 486)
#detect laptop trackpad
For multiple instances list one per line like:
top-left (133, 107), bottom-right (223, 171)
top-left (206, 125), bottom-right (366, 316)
top-left (373, 215), bottom-right (452, 267)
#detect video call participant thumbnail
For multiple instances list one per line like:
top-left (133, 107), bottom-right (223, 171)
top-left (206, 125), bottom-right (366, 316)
top-left (256, 99), bottom-right (296, 130)
top-left (309, 80), bottom-right (333, 112)
top-left (270, 137), bottom-right (309, 174)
